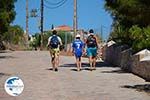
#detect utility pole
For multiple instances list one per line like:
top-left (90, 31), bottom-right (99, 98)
top-left (26, 0), bottom-right (29, 48)
top-left (73, 0), bottom-right (77, 36)
top-left (101, 25), bottom-right (103, 42)
top-left (40, 0), bottom-right (44, 50)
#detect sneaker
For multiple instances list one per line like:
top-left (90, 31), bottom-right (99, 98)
top-left (55, 68), bottom-right (58, 72)
top-left (77, 68), bottom-right (80, 71)
top-left (93, 67), bottom-right (96, 70)
top-left (90, 68), bottom-right (93, 71)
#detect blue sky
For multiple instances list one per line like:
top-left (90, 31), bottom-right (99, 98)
top-left (13, 0), bottom-right (113, 40)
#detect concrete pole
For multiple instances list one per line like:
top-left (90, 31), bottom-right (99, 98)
top-left (26, 0), bottom-right (29, 48)
top-left (73, 0), bottom-right (77, 37)
top-left (40, 0), bottom-right (44, 50)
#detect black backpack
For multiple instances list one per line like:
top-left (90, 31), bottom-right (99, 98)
top-left (87, 35), bottom-right (97, 47)
top-left (49, 35), bottom-right (60, 48)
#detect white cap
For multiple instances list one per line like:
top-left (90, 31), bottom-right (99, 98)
top-left (90, 33), bottom-right (94, 35)
top-left (76, 34), bottom-right (81, 38)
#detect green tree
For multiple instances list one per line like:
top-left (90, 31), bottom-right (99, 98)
top-left (105, 0), bottom-right (150, 52)
top-left (0, 0), bottom-right (17, 40)
top-left (129, 25), bottom-right (150, 52)
top-left (105, 0), bottom-right (150, 28)
top-left (5, 25), bottom-right (24, 44)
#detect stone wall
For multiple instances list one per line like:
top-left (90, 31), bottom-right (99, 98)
top-left (120, 48), bottom-right (132, 71)
top-left (131, 51), bottom-right (150, 81)
top-left (103, 41), bottom-right (130, 67)
top-left (138, 60), bottom-right (150, 81)
top-left (102, 41), bottom-right (150, 81)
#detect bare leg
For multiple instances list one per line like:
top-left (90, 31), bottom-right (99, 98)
top-left (79, 57), bottom-right (82, 70)
top-left (55, 55), bottom-right (59, 69)
top-left (50, 51), bottom-right (55, 70)
top-left (53, 52), bottom-right (59, 71)
top-left (89, 56), bottom-right (93, 71)
top-left (52, 57), bottom-right (55, 70)
top-left (76, 58), bottom-right (80, 71)
top-left (93, 57), bottom-right (96, 70)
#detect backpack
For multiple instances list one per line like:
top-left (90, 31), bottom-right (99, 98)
top-left (49, 35), bottom-right (60, 48)
top-left (86, 35), bottom-right (97, 47)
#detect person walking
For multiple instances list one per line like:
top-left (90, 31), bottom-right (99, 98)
top-left (72, 34), bottom-right (84, 71)
top-left (47, 30), bottom-right (62, 71)
top-left (86, 29), bottom-right (98, 71)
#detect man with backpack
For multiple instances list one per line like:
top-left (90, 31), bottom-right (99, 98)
top-left (72, 34), bottom-right (84, 71)
top-left (47, 30), bottom-right (62, 71)
top-left (86, 29), bottom-right (98, 71)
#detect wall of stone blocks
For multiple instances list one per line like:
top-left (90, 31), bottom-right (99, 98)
top-left (131, 53), bottom-right (150, 81)
top-left (102, 42), bottom-right (150, 81)
top-left (120, 48), bottom-right (132, 71)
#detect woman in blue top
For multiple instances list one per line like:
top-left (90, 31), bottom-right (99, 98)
top-left (72, 34), bottom-right (84, 71)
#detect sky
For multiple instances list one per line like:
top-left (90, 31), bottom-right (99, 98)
top-left (13, 0), bottom-right (113, 40)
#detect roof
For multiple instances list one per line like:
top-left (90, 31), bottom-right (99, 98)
top-left (54, 25), bottom-right (72, 31)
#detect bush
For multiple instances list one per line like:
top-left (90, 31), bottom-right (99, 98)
top-left (30, 31), bottom-right (73, 49)
top-left (129, 25), bottom-right (150, 53)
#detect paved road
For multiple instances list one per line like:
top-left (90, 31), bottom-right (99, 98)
top-left (0, 51), bottom-right (150, 100)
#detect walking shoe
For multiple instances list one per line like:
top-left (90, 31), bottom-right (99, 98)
top-left (93, 67), bottom-right (96, 70)
top-left (55, 68), bottom-right (58, 72)
top-left (77, 68), bottom-right (81, 71)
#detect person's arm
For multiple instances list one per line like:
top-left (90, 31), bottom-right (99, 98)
top-left (72, 42), bottom-right (75, 55)
top-left (82, 41), bottom-right (86, 54)
top-left (47, 37), bottom-right (51, 47)
top-left (58, 37), bottom-right (63, 46)
top-left (94, 36), bottom-right (99, 48)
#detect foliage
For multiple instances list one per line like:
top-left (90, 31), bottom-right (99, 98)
top-left (0, 0), bottom-right (17, 39)
top-left (105, 0), bottom-right (150, 28)
top-left (129, 25), bottom-right (150, 52)
top-left (57, 31), bottom-right (73, 44)
top-left (3, 25), bottom-right (24, 45)
top-left (29, 33), bottom-right (41, 49)
top-left (105, 0), bottom-right (150, 52)
top-left (29, 31), bottom-right (73, 49)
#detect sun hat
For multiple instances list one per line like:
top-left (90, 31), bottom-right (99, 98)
top-left (75, 34), bottom-right (81, 38)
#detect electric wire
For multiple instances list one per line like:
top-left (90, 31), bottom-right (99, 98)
top-left (44, 0), bottom-right (68, 9)
top-left (44, 0), bottom-right (65, 5)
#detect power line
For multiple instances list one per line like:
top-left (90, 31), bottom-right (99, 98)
top-left (44, 0), bottom-right (68, 9)
top-left (44, 0), bottom-right (65, 5)
top-left (44, 0), bottom-right (67, 9)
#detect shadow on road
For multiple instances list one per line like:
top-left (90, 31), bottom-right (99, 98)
top-left (60, 63), bottom-right (88, 68)
top-left (0, 73), bottom-right (10, 77)
top-left (46, 68), bottom-right (53, 71)
top-left (0, 56), bottom-right (15, 59)
top-left (96, 61), bottom-right (117, 67)
top-left (101, 69), bottom-right (130, 74)
top-left (0, 51), bottom-right (7, 53)
top-left (59, 61), bottom-right (131, 73)
top-left (60, 61), bottom-right (115, 68)
top-left (70, 69), bottom-right (79, 71)
top-left (121, 84), bottom-right (150, 94)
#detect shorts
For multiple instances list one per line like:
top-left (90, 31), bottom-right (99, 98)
top-left (49, 48), bottom-right (60, 58)
top-left (86, 47), bottom-right (97, 57)
top-left (74, 50), bottom-right (82, 58)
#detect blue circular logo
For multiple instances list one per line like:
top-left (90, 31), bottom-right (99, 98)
top-left (4, 76), bottom-right (24, 96)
